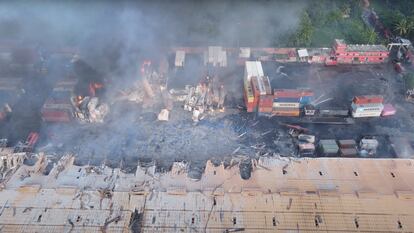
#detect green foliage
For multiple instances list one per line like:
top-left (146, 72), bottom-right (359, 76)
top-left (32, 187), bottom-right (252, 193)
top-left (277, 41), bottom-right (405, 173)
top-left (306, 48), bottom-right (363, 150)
top-left (326, 9), bottom-right (343, 24)
top-left (278, 0), bottom-right (414, 47)
top-left (363, 28), bottom-right (378, 44)
top-left (340, 19), bottom-right (378, 44)
top-left (394, 17), bottom-right (414, 37)
top-left (307, 1), bottom-right (327, 26)
top-left (292, 12), bottom-right (314, 47)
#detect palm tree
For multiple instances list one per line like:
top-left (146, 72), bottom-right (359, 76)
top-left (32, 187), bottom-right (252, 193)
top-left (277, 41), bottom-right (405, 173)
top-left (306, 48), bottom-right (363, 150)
top-left (394, 18), bottom-right (414, 36)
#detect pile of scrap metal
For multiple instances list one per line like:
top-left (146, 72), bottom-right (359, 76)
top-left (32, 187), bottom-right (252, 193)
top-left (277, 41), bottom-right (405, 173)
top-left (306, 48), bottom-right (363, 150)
top-left (115, 80), bottom-right (145, 104)
top-left (282, 124), bottom-right (315, 157)
top-left (115, 60), bottom-right (168, 109)
top-left (41, 79), bottom-right (109, 123)
top-left (183, 76), bottom-right (226, 123)
top-left (14, 132), bottom-right (39, 153)
top-left (75, 96), bottom-right (109, 123)
top-left (359, 137), bottom-right (379, 156)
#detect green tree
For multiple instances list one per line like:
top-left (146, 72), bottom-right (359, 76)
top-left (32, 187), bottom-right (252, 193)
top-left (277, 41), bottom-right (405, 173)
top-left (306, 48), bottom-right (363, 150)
top-left (293, 12), bottom-right (314, 47)
top-left (326, 9), bottom-right (343, 23)
top-left (342, 19), bottom-right (378, 44)
top-left (394, 17), bottom-right (414, 36)
top-left (363, 28), bottom-right (378, 44)
top-left (381, 10), bottom-right (404, 29)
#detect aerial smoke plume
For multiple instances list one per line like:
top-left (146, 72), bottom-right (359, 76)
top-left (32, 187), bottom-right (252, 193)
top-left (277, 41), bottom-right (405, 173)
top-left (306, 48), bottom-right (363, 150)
top-left (0, 0), bottom-right (308, 170)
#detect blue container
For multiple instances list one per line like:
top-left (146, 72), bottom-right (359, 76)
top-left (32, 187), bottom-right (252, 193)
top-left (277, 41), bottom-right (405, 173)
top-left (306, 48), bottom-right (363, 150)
top-left (299, 96), bottom-right (312, 107)
top-left (300, 96), bottom-right (312, 104)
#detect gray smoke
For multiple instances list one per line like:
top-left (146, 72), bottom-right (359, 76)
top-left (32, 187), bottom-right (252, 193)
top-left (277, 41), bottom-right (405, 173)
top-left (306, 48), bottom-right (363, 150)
top-left (0, 0), bottom-right (308, 169)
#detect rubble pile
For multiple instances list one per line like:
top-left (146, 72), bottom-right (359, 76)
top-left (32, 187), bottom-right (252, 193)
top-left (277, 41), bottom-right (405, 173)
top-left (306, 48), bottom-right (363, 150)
top-left (183, 76), bottom-right (226, 123)
top-left (0, 147), bottom-right (26, 181)
top-left (76, 96), bottom-right (110, 123)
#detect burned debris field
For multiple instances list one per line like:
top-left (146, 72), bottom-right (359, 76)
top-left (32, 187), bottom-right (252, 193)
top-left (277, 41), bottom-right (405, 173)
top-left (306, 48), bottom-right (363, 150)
top-left (1, 54), bottom-right (413, 173)
top-left (1, 0), bottom-right (414, 174)
top-left (4, 1), bottom-right (414, 232)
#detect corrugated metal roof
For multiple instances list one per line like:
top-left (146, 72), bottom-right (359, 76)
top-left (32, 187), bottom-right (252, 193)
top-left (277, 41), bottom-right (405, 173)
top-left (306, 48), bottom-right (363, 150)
top-left (1, 155), bottom-right (414, 232)
top-left (297, 49), bottom-right (309, 58)
top-left (205, 46), bottom-right (227, 67)
top-left (245, 61), bottom-right (264, 80)
top-left (174, 50), bottom-right (185, 67)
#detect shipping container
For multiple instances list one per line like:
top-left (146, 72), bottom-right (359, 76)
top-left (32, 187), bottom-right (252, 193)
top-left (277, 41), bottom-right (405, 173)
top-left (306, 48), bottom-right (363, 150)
top-left (299, 96), bottom-right (312, 105)
top-left (353, 95), bottom-right (384, 104)
top-left (360, 139), bottom-right (379, 150)
top-left (299, 143), bottom-right (315, 150)
top-left (244, 61), bottom-right (264, 82)
top-left (340, 148), bottom-right (358, 157)
top-left (319, 109), bottom-right (349, 117)
top-left (351, 102), bottom-right (384, 111)
top-left (298, 134), bottom-right (315, 143)
top-left (319, 139), bottom-right (338, 145)
top-left (243, 89), bottom-right (256, 112)
top-left (41, 110), bottom-right (72, 122)
top-left (352, 111), bottom-right (382, 118)
top-left (319, 146), bottom-right (339, 156)
top-left (338, 139), bottom-right (357, 149)
top-left (272, 102), bottom-right (300, 108)
top-left (319, 140), bottom-right (339, 156)
top-left (244, 79), bottom-right (255, 103)
top-left (272, 110), bottom-right (300, 117)
top-left (258, 95), bottom-right (273, 108)
top-left (299, 143), bottom-right (315, 156)
top-left (273, 97), bottom-right (301, 103)
top-left (300, 150), bottom-right (315, 157)
top-left (258, 107), bottom-right (272, 113)
top-left (41, 79), bottom-right (77, 122)
top-left (246, 104), bottom-right (255, 113)
top-left (274, 89), bottom-right (314, 98)
top-left (251, 76), bottom-right (271, 96)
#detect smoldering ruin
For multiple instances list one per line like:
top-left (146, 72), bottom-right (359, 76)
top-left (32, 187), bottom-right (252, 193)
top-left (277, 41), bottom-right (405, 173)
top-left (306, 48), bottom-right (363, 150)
top-left (1, 0), bottom-right (414, 178)
top-left (0, 1), bottom-right (307, 172)
top-left (3, 1), bottom-right (414, 232)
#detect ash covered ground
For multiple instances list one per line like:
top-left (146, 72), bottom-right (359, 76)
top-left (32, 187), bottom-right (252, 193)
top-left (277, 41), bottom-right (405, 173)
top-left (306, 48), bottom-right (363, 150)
top-left (3, 60), bottom-right (414, 173)
top-left (1, 1), bottom-right (414, 173)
